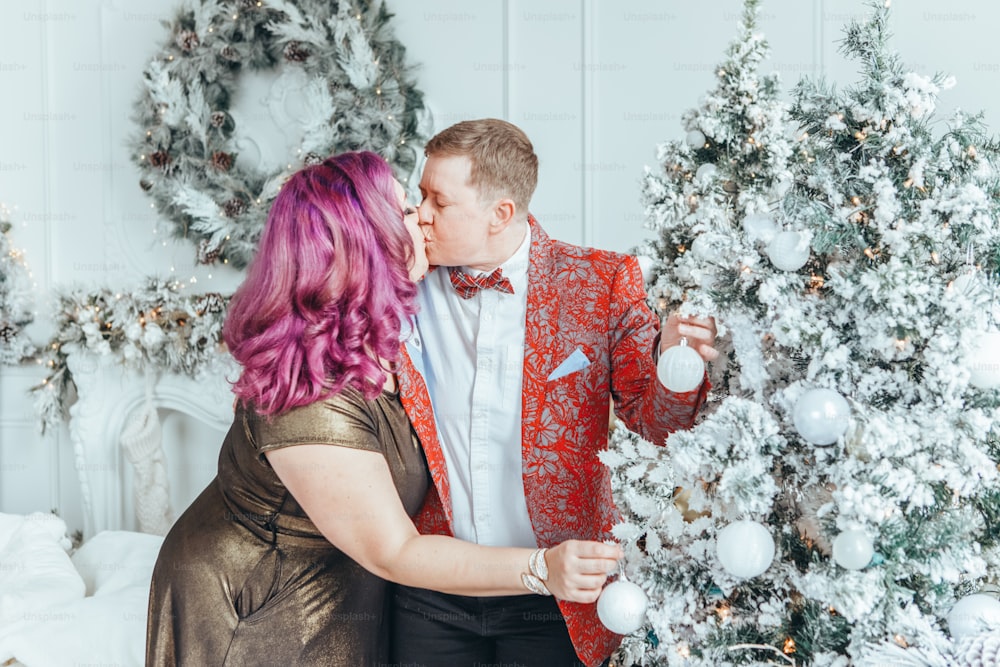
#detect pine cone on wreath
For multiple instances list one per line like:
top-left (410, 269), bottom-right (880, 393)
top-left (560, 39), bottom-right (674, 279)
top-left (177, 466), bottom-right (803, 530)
top-left (149, 150), bottom-right (172, 169)
top-left (956, 631), bottom-right (1000, 667)
top-left (222, 197), bottom-right (248, 218)
top-left (197, 239), bottom-right (222, 265)
top-left (195, 293), bottom-right (226, 316)
top-left (303, 152), bottom-right (323, 166)
top-left (283, 41), bottom-right (310, 62)
top-left (218, 44), bottom-right (241, 62)
top-left (210, 151), bottom-right (233, 172)
top-left (0, 322), bottom-right (17, 345)
top-left (210, 111), bottom-right (227, 128)
top-left (175, 30), bottom-right (200, 53)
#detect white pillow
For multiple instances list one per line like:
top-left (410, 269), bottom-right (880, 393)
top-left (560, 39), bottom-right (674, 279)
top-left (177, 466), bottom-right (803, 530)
top-left (0, 512), bottom-right (83, 626)
top-left (0, 585), bottom-right (149, 667)
top-left (71, 530), bottom-right (164, 596)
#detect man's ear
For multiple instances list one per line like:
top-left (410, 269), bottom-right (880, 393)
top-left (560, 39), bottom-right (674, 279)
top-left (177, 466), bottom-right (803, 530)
top-left (490, 198), bottom-right (516, 231)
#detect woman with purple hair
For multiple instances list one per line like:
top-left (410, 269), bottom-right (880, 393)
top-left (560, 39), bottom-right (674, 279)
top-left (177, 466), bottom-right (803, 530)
top-left (144, 151), bottom-right (621, 666)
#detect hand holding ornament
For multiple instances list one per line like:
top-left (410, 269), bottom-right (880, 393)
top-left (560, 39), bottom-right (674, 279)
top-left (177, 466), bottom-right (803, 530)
top-left (659, 313), bottom-right (719, 363)
top-left (536, 540), bottom-right (623, 603)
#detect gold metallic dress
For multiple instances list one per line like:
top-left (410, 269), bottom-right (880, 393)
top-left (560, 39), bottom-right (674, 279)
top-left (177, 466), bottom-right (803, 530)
top-left (145, 387), bottom-right (429, 666)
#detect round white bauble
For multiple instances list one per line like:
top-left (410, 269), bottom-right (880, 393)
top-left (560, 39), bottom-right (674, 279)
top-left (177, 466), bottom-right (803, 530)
top-left (831, 529), bottom-right (874, 570)
top-left (690, 233), bottom-right (724, 263)
top-left (635, 255), bottom-right (655, 284)
top-left (657, 339), bottom-right (705, 393)
top-left (716, 520), bottom-right (775, 578)
top-left (695, 163), bottom-right (718, 181)
top-left (948, 594), bottom-right (1000, 640)
top-left (742, 212), bottom-right (778, 244)
top-left (766, 231), bottom-right (810, 271)
top-left (597, 580), bottom-right (649, 635)
top-left (967, 331), bottom-right (1000, 390)
top-left (793, 388), bottom-right (850, 446)
top-left (950, 271), bottom-right (982, 296)
top-left (686, 129), bottom-right (707, 149)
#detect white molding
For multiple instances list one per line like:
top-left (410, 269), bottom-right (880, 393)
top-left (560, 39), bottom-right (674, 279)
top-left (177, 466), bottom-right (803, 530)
top-left (64, 344), bottom-right (235, 539)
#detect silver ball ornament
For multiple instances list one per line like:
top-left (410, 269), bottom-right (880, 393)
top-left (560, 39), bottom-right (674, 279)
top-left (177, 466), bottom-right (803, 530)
top-left (686, 129), bottom-right (707, 149)
top-left (949, 594), bottom-right (1000, 640)
top-left (967, 331), bottom-right (1000, 390)
top-left (597, 580), bottom-right (649, 635)
top-left (766, 231), bottom-right (810, 271)
top-left (716, 520), bottom-right (775, 578)
top-left (657, 338), bottom-right (705, 393)
top-left (793, 388), bottom-right (850, 446)
top-left (831, 529), bottom-right (874, 570)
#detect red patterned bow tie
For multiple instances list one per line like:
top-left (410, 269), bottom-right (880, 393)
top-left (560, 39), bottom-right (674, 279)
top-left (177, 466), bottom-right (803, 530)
top-left (448, 266), bottom-right (514, 299)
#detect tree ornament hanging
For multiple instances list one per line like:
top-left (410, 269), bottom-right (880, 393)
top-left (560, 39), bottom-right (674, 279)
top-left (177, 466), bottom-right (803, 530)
top-left (715, 520), bottom-right (775, 578)
top-left (597, 564), bottom-right (649, 636)
top-left (131, 0), bottom-right (429, 269)
top-left (831, 529), bottom-right (874, 570)
top-left (685, 129), bottom-right (707, 149)
top-left (766, 230), bottom-right (810, 271)
top-left (966, 331), bottom-right (1000, 390)
top-left (656, 337), bottom-right (705, 394)
top-left (792, 387), bottom-right (850, 446)
top-left (948, 594), bottom-right (1000, 640)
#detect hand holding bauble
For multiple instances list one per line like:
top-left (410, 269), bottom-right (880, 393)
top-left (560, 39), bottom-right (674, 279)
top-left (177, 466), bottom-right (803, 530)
top-left (657, 337), bottom-right (705, 393)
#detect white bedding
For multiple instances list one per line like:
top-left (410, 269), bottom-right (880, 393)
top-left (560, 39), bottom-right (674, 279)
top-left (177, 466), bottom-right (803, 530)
top-left (0, 512), bottom-right (162, 667)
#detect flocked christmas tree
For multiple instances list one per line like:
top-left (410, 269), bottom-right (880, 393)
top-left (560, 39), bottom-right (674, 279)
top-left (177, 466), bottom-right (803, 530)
top-left (0, 204), bottom-right (37, 365)
top-left (604, 1), bottom-right (1000, 665)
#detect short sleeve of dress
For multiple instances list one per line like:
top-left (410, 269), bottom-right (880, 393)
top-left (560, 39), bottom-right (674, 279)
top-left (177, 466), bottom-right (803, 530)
top-left (251, 388), bottom-right (382, 455)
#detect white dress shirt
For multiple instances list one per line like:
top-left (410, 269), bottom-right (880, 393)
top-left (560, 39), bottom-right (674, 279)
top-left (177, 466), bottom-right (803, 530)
top-left (415, 223), bottom-right (536, 547)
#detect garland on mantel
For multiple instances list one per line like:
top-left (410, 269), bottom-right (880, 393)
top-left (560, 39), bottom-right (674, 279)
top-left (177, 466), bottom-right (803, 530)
top-left (131, 0), bottom-right (429, 269)
top-left (0, 206), bottom-right (38, 365)
top-left (32, 278), bottom-right (231, 433)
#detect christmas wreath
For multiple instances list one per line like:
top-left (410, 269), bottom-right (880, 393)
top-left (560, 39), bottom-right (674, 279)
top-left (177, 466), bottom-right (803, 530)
top-left (132, 0), bottom-right (429, 269)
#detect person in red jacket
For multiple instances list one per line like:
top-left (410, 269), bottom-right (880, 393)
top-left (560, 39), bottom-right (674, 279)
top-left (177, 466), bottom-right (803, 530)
top-left (392, 119), bottom-right (719, 667)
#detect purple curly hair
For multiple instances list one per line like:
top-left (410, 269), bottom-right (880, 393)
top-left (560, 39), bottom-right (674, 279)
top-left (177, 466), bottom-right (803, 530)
top-left (224, 151), bottom-right (418, 416)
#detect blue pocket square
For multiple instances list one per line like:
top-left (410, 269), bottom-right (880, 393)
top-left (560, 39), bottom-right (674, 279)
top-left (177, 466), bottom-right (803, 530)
top-left (547, 347), bottom-right (591, 381)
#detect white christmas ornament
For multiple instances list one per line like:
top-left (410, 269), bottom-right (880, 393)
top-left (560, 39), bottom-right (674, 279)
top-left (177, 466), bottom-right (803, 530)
top-left (657, 338), bottom-right (705, 393)
top-left (766, 231), bottom-right (810, 271)
top-left (597, 580), bottom-right (649, 635)
top-left (948, 594), bottom-right (1000, 640)
top-left (831, 529), bottom-right (874, 570)
top-left (793, 388), bottom-right (850, 446)
top-left (716, 520), bottom-right (775, 578)
top-left (695, 163), bottom-right (718, 181)
top-left (742, 212), bottom-right (778, 244)
top-left (635, 255), bottom-right (655, 284)
top-left (966, 331), bottom-right (1000, 390)
top-left (686, 129), bottom-right (707, 149)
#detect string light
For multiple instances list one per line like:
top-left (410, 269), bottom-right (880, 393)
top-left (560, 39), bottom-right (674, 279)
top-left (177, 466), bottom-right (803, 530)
top-left (783, 638), bottom-right (797, 654)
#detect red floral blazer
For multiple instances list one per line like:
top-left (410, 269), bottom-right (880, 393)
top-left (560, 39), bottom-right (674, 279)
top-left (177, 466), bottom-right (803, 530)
top-left (397, 218), bottom-right (708, 667)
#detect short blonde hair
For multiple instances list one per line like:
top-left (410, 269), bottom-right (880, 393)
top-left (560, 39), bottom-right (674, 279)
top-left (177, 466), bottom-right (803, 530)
top-left (424, 118), bottom-right (538, 214)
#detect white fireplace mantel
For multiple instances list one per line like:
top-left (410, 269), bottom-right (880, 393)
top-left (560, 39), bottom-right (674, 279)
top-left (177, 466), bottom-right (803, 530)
top-left (64, 344), bottom-right (237, 539)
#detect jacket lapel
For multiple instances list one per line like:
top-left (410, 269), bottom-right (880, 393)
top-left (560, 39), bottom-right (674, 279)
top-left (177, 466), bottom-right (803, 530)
top-left (521, 217), bottom-right (563, 464)
top-left (397, 341), bottom-right (453, 528)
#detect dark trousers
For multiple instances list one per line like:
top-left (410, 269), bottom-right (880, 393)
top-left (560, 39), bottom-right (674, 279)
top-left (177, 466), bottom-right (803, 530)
top-left (389, 585), bottom-right (604, 667)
